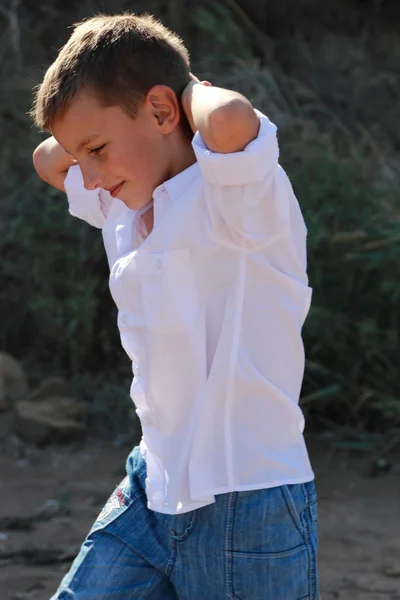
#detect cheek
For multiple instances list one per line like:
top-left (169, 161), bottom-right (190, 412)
top-left (109, 136), bottom-right (167, 188)
top-left (145, 140), bottom-right (168, 177)
top-left (104, 150), bottom-right (134, 180)
top-left (131, 143), bottom-right (163, 181)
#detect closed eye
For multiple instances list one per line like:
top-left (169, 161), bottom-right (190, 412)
top-left (90, 144), bottom-right (106, 155)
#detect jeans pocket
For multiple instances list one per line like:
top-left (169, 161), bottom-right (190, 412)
top-left (281, 482), bottom-right (319, 599)
top-left (229, 487), bottom-right (307, 556)
top-left (230, 547), bottom-right (311, 600)
top-left (227, 485), bottom-right (319, 600)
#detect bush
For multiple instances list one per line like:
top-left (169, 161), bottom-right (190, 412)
top-left (1, 0), bottom-right (399, 441)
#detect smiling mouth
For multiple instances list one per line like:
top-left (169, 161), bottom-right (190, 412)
top-left (108, 182), bottom-right (124, 198)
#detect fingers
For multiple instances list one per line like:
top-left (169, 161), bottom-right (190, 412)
top-left (189, 72), bottom-right (212, 86)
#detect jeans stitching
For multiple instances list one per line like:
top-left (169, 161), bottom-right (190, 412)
top-left (281, 484), bottom-right (319, 599)
top-left (170, 510), bottom-right (198, 542)
top-left (227, 542), bottom-right (308, 560)
top-left (301, 500), bottom-right (318, 600)
top-left (165, 535), bottom-right (177, 577)
top-left (89, 488), bottom-right (146, 534)
top-left (302, 483), bottom-right (319, 599)
top-left (301, 481), bottom-right (318, 506)
top-left (280, 485), bottom-right (305, 537)
top-left (225, 492), bottom-right (238, 599)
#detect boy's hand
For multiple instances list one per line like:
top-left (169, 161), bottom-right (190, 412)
top-left (181, 73), bottom-right (211, 134)
top-left (33, 137), bottom-right (77, 192)
top-left (180, 74), bottom-right (259, 154)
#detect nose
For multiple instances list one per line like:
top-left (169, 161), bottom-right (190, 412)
top-left (81, 163), bottom-right (102, 191)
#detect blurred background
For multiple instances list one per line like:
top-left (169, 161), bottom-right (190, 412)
top-left (0, 1), bottom-right (400, 599)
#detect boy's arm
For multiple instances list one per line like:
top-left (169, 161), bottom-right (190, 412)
top-left (33, 136), bottom-right (76, 192)
top-left (33, 137), bottom-right (113, 229)
top-left (181, 77), bottom-right (260, 154)
top-left (181, 77), bottom-right (290, 251)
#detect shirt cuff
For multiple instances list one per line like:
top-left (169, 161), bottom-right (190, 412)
top-left (64, 164), bottom-right (111, 229)
top-left (192, 109), bottom-right (279, 187)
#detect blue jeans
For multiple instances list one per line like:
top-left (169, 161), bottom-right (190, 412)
top-left (52, 446), bottom-right (319, 599)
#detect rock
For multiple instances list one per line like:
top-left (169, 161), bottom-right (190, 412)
top-left (0, 497), bottom-right (71, 532)
top-left (381, 561), bottom-right (400, 578)
top-left (33, 498), bottom-right (71, 521)
top-left (14, 397), bottom-right (87, 445)
top-left (11, 583), bottom-right (46, 600)
top-left (0, 353), bottom-right (29, 412)
top-left (0, 516), bottom-right (34, 531)
top-left (367, 457), bottom-right (392, 477)
top-left (1, 433), bottom-right (26, 459)
top-left (0, 544), bottom-right (79, 565)
top-left (30, 377), bottom-right (68, 401)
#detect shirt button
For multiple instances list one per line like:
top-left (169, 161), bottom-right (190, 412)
top-left (120, 313), bottom-right (128, 325)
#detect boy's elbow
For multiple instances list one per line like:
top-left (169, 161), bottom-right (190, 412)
top-left (32, 145), bottom-right (47, 180)
top-left (208, 97), bottom-right (260, 154)
top-left (32, 143), bottom-right (53, 184)
top-left (32, 139), bottom-right (68, 192)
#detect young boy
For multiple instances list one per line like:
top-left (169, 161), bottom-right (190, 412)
top-left (32, 13), bottom-right (319, 600)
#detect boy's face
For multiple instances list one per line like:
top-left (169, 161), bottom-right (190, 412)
top-left (51, 88), bottom-right (189, 210)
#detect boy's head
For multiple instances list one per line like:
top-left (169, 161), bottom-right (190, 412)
top-left (32, 13), bottom-right (194, 209)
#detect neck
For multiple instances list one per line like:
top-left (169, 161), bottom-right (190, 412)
top-left (142, 206), bottom-right (154, 235)
top-left (166, 127), bottom-right (196, 180)
top-left (143, 129), bottom-right (197, 236)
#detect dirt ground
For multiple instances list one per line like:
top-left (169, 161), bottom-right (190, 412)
top-left (0, 435), bottom-right (399, 600)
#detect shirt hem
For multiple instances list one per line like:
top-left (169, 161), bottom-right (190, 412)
top-left (147, 472), bottom-right (315, 515)
top-left (147, 496), bottom-right (216, 515)
top-left (192, 472), bottom-right (315, 499)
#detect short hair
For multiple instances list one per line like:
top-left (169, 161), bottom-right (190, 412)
top-left (31, 13), bottom-right (191, 130)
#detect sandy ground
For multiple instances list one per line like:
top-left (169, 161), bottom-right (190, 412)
top-left (0, 436), bottom-right (399, 600)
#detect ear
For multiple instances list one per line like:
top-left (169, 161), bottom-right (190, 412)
top-left (145, 85), bottom-right (180, 134)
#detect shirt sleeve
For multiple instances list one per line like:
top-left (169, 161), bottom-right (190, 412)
top-left (192, 109), bottom-right (279, 187)
top-left (191, 109), bottom-right (291, 248)
top-left (64, 164), bottom-right (114, 229)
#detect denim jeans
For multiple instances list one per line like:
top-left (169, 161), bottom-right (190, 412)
top-left (51, 445), bottom-right (320, 599)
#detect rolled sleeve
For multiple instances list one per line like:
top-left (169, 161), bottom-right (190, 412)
top-left (64, 165), bottom-right (113, 229)
top-left (191, 110), bottom-right (287, 248)
top-left (192, 109), bottom-right (279, 186)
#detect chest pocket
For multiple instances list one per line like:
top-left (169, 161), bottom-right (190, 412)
top-left (111, 249), bottom-right (198, 334)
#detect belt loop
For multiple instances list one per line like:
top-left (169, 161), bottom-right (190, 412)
top-left (309, 501), bottom-right (318, 522)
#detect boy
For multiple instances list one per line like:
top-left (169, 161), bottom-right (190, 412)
top-left (32, 13), bottom-right (319, 600)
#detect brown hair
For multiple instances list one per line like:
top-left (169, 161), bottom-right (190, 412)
top-left (31, 13), bottom-right (191, 130)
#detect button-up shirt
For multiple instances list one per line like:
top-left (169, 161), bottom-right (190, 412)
top-left (65, 110), bottom-right (314, 515)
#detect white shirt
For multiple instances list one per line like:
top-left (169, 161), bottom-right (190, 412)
top-left (65, 110), bottom-right (314, 515)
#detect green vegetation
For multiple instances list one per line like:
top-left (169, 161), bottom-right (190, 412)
top-left (1, 0), bottom-right (399, 445)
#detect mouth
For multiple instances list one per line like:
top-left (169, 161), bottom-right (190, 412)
top-left (108, 182), bottom-right (125, 198)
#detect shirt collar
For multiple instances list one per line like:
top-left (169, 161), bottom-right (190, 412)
top-left (118, 160), bottom-right (200, 249)
top-left (153, 162), bottom-right (199, 209)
